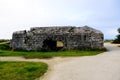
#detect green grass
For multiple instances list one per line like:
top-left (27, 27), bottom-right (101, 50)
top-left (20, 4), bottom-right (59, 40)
top-left (0, 50), bottom-right (106, 59)
top-left (0, 61), bottom-right (48, 80)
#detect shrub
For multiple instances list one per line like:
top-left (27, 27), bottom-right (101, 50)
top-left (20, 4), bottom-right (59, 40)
top-left (0, 43), bottom-right (10, 50)
top-left (0, 39), bottom-right (10, 43)
top-left (113, 28), bottom-right (120, 43)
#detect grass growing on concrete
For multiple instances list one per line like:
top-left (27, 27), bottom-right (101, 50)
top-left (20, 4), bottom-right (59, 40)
top-left (0, 49), bottom-right (106, 59)
top-left (0, 61), bottom-right (48, 80)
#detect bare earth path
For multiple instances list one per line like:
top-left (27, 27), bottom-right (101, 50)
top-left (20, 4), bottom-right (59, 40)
top-left (41, 43), bottom-right (120, 80)
top-left (0, 43), bottom-right (120, 80)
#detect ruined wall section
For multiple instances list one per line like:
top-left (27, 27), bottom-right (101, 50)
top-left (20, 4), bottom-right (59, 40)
top-left (11, 30), bottom-right (27, 50)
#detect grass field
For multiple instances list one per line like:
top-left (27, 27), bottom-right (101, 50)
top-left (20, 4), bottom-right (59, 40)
top-left (0, 50), bottom-right (106, 59)
top-left (0, 61), bottom-right (48, 80)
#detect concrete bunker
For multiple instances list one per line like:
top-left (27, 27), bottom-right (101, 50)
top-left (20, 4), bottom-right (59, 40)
top-left (10, 26), bottom-right (104, 51)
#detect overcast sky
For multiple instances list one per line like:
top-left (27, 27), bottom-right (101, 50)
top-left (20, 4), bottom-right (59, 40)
top-left (0, 0), bottom-right (119, 39)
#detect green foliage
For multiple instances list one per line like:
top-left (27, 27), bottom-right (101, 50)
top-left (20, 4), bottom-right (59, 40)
top-left (118, 28), bottom-right (120, 33)
top-left (0, 43), bottom-right (10, 50)
top-left (0, 44), bottom-right (10, 50)
top-left (104, 39), bottom-right (113, 43)
top-left (0, 61), bottom-right (48, 80)
top-left (0, 39), bottom-right (10, 43)
top-left (113, 28), bottom-right (120, 43)
top-left (113, 35), bottom-right (120, 43)
top-left (0, 39), bottom-right (10, 50)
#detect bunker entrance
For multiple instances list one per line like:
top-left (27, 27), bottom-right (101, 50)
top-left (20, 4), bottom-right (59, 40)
top-left (42, 39), bottom-right (64, 51)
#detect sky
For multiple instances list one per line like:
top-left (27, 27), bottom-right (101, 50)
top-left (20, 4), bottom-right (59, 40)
top-left (0, 0), bottom-right (120, 39)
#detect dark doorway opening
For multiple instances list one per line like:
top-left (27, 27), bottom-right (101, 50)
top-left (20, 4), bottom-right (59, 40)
top-left (42, 39), bottom-right (64, 51)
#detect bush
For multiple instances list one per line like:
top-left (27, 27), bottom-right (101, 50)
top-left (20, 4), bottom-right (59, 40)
top-left (113, 35), bottom-right (120, 43)
top-left (0, 39), bottom-right (10, 43)
top-left (113, 28), bottom-right (120, 44)
top-left (0, 43), bottom-right (10, 50)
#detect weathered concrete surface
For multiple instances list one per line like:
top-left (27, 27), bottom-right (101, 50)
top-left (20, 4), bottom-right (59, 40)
top-left (10, 26), bottom-right (104, 51)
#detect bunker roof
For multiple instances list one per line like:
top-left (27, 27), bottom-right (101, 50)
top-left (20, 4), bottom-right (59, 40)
top-left (13, 26), bottom-right (103, 35)
top-left (30, 26), bottom-right (102, 34)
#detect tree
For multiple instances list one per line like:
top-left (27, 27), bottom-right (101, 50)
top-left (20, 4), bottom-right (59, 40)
top-left (118, 28), bottom-right (120, 33)
top-left (113, 28), bottom-right (120, 43)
